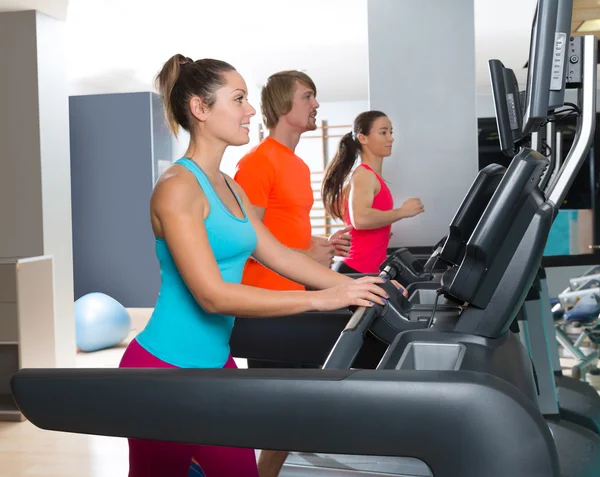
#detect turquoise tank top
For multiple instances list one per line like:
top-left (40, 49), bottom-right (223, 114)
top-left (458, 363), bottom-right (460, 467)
top-left (136, 158), bottom-right (257, 368)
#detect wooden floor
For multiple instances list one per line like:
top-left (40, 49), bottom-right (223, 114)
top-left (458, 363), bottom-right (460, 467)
top-left (0, 421), bottom-right (129, 477)
top-left (0, 310), bottom-right (147, 477)
top-left (0, 309), bottom-right (253, 477)
top-left (1, 308), bottom-right (599, 476)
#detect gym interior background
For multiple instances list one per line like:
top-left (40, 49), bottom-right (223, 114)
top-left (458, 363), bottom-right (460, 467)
top-left (1, 0), bottom-right (600, 475)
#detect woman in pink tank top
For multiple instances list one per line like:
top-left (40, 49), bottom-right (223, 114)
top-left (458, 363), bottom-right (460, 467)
top-left (322, 111), bottom-right (425, 274)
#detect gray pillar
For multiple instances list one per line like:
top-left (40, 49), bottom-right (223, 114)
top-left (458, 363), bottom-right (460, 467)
top-left (69, 92), bottom-right (163, 307)
top-left (0, 11), bottom-right (75, 367)
top-left (368, 0), bottom-right (479, 247)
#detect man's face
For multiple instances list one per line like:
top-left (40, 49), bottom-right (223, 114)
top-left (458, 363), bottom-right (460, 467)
top-left (283, 81), bottom-right (320, 133)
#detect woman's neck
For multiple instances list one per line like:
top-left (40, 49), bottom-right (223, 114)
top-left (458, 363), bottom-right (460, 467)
top-left (184, 135), bottom-right (227, 181)
top-left (360, 152), bottom-right (383, 176)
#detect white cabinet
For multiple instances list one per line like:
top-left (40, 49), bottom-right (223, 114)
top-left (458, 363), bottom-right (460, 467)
top-left (0, 256), bottom-right (56, 421)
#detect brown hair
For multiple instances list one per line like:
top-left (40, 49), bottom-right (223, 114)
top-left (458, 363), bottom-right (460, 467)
top-left (321, 111), bottom-right (388, 220)
top-left (155, 54), bottom-right (236, 137)
top-left (260, 70), bottom-right (317, 129)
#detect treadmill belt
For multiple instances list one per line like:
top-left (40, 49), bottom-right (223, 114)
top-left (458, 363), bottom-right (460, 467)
top-left (282, 453), bottom-right (431, 476)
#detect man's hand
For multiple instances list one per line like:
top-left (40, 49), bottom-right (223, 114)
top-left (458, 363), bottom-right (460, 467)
top-left (328, 226), bottom-right (352, 258)
top-left (308, 236), bottom-right (335, 267)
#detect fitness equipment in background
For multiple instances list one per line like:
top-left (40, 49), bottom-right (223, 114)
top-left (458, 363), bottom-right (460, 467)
top-left (74, 292), bottom-right (131, 353)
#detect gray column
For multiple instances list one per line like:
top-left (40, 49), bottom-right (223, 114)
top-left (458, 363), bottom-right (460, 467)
top-left (69, 92), bottom-right (163, 307)
top-left (368, 0), bottom-right (479, 247)
top-left (0, 11), bottom-right (75, 367)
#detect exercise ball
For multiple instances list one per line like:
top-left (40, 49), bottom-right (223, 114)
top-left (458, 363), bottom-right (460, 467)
top-left (75, 292), bottom-right (131, 352)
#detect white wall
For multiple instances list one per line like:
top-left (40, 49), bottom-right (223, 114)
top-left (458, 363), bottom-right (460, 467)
top-left (368, 0), bottom-right (479, 247)
top-left (36, 12), bottom-right (76, 368)
top-left (318, 100), bottom-right (370, 124)
top-left (0, 11), bottom-right (75, 367)
top-left (295, 100), bottom-right (370, 173)
top-left (477, 93), bottom-right (496, 118)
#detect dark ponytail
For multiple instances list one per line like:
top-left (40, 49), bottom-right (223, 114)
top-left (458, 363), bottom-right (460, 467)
top-left (321, 110), bottom-right (388, 221)
top-left (322, 132), bottom-right (360, 220)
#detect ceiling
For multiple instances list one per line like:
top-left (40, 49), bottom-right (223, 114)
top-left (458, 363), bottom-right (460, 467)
top-left (0, 0), bottom-right (68, 20)
top-left (0, 0), bottom-right (597, 102)
top-left (572, 0), bottom-right (600, 36)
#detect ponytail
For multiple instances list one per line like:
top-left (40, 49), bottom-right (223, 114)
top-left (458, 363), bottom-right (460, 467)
top-left (322, 132), bottom-right (360, 221)
top-left (155, 54), bottom-right (191, 137)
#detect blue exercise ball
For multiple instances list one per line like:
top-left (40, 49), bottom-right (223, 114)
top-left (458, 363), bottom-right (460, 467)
top-left (75, 292), bottom-right (131, 352)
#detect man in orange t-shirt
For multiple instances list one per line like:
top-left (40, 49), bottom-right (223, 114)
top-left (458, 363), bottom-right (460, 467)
top-left (234, 136), bottom-right (317, 291)
top-left (235, 70), bottom-right (351, 291)
top-left (234, 71), bottom-right (351, 477)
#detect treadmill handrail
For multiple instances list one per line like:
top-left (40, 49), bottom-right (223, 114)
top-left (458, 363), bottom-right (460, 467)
top-left (546, 35), bottom-right (597, 207)
top-left (11, 368), bottom-right (559, 477)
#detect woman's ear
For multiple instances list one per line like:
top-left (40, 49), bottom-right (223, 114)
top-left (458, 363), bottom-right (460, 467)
top-left (357, 133), bottom-right (368, 146)
top-left (189, 96), bottom-right (209, 122)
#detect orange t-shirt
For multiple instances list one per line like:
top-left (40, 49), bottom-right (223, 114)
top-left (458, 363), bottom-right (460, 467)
top-left (234, 137), bottom-right (314, 291)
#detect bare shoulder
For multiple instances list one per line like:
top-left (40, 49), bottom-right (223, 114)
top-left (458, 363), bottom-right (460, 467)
top-left (151, 164), bottom-right (206, 215)
top-left (350, 166), bottom-right (377, 186)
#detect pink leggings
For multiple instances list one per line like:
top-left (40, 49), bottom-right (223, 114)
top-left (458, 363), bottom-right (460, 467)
top-left (119, 339), bottom-right (259, 477)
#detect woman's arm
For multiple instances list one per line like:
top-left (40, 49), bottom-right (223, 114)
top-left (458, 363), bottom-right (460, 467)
top-left (226, 176), bottom-right (353, 290)
top-left (349, 168), bottom-right (423, 230)
top-left (153, 172), bottom-right (387, 318)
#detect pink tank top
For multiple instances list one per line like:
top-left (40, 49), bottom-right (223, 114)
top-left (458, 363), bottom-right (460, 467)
top-left (343, 164), bottom-right (394, 273)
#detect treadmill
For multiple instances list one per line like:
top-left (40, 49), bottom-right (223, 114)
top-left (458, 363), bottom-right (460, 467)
top-left (514, 85), bottom-right (600, 436)
top-left (8, 0), bottom-right (600, 476)
top-left (10, 128), bottom-right (597, 477)
top-left (291, 8), bottom-right (600, 476)
top-left (381, 162), bottom-right (506, 286)
top-left (230, 161), bottom-right (506, 371)
top-left (11, 140), bottom-right (568, 477)
top-left (234, 7), bottom-right (600, 457)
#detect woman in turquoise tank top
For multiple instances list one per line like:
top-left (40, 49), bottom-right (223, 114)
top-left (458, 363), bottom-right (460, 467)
top-left (322, 111), bottom-right (426, 274)
top-left (118, 54), bottom-right (390, 477)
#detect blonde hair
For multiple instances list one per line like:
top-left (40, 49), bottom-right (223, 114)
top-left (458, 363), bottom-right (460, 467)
top-left (155, 54), bottom-right (236, 137)
top-left (260, 70), bottom-right (317, 129)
